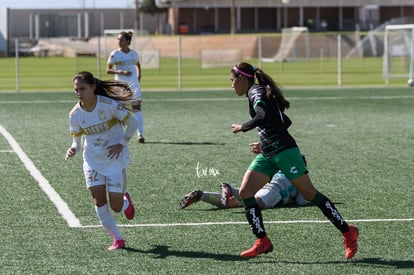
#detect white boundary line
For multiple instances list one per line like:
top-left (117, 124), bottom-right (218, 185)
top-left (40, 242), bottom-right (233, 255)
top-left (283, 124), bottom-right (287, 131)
top-left (2, 123), bottom-right (414, 230)
top-left (78, 218), bottom-right (414, 228)
top-left (0, 124), bottom-right (81, 228)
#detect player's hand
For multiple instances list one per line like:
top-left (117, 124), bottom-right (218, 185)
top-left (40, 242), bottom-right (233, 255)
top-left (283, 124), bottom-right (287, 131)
top-left (123, 70), bottom-right (132, 76)
top-left (65, 147), bottom-right (76, 160)
top-left (231, 124), bottom-right (242, 133)
top-left (107, 144), bottom-right (124, 159)
top-left (249, 142), bottom-right (261, 154)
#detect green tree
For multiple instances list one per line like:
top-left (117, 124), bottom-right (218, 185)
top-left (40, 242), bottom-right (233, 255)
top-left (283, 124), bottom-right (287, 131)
top-left (140, 0), bottom-right (168, 34)
top-left (141, 0), bottom-right (167, 15)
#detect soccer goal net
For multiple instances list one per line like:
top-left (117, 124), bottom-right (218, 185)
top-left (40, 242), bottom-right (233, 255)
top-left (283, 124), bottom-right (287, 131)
top-left (262, 26), bottom-right (310, 62)
top-left (200, 49), bottom-right (241, 69)
top-left (383, 24), bottom-right (414, 85)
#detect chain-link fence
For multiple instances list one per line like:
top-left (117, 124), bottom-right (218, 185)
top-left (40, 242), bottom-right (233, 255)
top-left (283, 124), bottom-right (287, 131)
top-left (2, 32), bottom-right (413, 92)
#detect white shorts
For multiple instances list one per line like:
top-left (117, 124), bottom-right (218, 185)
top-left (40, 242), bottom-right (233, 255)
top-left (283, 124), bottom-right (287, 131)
top-left (255, 182), bottom-right (282, 209)
top-left (83, 163), bottom-right (127, 193)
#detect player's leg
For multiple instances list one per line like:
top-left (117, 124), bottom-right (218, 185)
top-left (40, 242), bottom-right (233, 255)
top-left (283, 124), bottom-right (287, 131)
top-left (200, 192), bottom-right (223, 207)
top-left (280, 148), bottom-right (359, 259)
top-left (84, 167), bottom-right (124, 250)
top-left (255, 182), bottom-right (283, 209)
top-left (107, 168), bottom-right (135, 220)
top-left (291, 174), bottom-right (359, 259)
top-left (132, 100), bottom-right (144, 143)
top-left (239, 169), bottom-right (273, 258)
top-left (220, 183), bottom-right (243, 208)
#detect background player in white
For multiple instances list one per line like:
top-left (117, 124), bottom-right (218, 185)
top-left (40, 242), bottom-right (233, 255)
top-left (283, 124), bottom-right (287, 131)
top-left (65, 71), bottom-right (138, 251)
top-left (106, 31), bottom-right (144, 143)
top-left (180, 171), bottom-right (309, 209)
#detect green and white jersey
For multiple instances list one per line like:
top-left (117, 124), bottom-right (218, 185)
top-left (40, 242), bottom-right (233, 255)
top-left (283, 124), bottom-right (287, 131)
top-left (243, 84), bottom-right (297, 158)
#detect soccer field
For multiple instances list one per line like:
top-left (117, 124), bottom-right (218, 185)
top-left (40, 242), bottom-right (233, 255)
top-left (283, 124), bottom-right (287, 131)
top-left (0, 88), bottom-right (413, 274)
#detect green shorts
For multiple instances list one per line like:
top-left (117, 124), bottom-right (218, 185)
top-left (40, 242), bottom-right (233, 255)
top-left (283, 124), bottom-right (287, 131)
top-left (248, 147), bottom-right (308, 180)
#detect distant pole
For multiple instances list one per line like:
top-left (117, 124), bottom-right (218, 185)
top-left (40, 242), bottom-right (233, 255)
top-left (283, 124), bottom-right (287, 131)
top-left (258, 35), bottom-right (262, 68)
top-left (135, 0), bottom-right (140, 32)
top-left (178, 36), bottom-right (182, 89)
top-left (230, 0), bottom-right (236, 34)
top-left (337, 34), bottom-right (342, 88)
top-left (15, 38), bottom-right (19, 92)
top-left (97, 36), bottom-right (101, 78)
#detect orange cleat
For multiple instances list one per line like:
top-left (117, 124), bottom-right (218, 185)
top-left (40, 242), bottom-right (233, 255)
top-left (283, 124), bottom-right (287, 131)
top-left (343, 225), bottom-right (359, 259)
top-left (240, 234), bottom-right (273, 259)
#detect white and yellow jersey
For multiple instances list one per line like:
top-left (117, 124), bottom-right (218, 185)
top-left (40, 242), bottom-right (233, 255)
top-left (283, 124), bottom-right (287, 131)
top-left (69, 95), bottom-right (131, 176)
top-left (107, 49), bottom-right (141, 96)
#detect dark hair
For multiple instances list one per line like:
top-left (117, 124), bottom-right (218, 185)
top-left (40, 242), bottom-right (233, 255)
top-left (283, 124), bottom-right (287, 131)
top-left (72, 71), bottom-right (136, 106)
top-left (231, 62), bottom-right (290, 111)
top-left (119, 31), bottom-right (133, 44)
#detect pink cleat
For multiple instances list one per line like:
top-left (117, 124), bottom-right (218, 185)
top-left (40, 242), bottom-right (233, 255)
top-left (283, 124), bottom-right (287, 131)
top-left (124, 192), bottom-right (135, 220)
top-left (108, 239), bottom-right (126, 251)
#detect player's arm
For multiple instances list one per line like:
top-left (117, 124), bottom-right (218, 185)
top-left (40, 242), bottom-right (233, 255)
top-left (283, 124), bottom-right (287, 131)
top-left (241, 104), bottom-right (266, 131)
top-left (119, 113), bottom-right (138, 146)
top-left (106, 63), bottom-right (129, 76)
top-left (65, 135), bottom-right (82, 160)
top-left (231, 105), bottom-right (265, 134)
top-left (106, 113), bottom-right (138, 159)
top-left (136, 62), bottom-right (141, 82)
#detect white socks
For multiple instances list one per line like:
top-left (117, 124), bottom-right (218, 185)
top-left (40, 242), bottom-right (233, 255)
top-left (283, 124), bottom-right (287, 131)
top-left (122, 196), bottom-right (129, 212)
top-left (134, 111), bottom-right (143, 136)
top-left (95, 204), bottom-right (123, 241)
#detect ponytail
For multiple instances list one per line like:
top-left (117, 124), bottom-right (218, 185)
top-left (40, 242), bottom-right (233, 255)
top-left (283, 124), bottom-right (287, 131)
top-left (254, 68), bottom-right (290, 111)
top-left (72, 71), bottom-right (136, 109)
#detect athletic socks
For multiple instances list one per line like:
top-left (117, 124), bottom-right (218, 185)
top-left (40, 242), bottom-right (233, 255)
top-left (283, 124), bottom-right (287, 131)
top-left (243, 197), bottom-right (266, 239)
top-left (311, 192), bottom-right (349, 233)
top-left (121, 196), bottom-right (129, 212)
top-left (134, 111), bottom-right (143, 136)
top-left (200, 192), bottom-right (222, 207)
top-left (95, 204), bottom-right (123, 241)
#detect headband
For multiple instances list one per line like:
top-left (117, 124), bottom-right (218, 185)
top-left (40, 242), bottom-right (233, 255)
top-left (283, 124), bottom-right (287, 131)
top-left (233, 66), bottom-right (254, 78)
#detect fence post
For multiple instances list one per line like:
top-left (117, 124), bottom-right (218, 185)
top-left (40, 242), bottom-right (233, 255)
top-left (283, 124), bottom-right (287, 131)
top-left (15, 38), bottom-right (19, 92)
top-left (178, 35), bottom-right (182, 90)
top-left (337, 34), bottom-right (342, 88)
top-left (258, 35), bottom-right (262, 68)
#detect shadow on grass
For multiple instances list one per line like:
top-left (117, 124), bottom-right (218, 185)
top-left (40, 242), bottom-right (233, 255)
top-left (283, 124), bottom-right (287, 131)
top-left (352, 258), bottom-right (414, 269)
top-left (143, 141), bottom-right (225, 146)
top-left (254, 258), bottom-right (414, 269)
top-left (124, 245), bottom-right (243, 261)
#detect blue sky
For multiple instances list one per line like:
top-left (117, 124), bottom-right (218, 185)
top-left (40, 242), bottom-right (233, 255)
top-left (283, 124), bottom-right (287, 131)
top-left (0, 0), bottom-right (135, 9)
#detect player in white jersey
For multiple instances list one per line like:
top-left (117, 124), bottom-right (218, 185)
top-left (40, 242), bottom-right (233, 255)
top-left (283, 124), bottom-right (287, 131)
top-left (106, 31), bottom-right (144, 143)
top-left (65, 71), bottom-right (138, 251)
top-left (180, 171), bottom-right (308, 209)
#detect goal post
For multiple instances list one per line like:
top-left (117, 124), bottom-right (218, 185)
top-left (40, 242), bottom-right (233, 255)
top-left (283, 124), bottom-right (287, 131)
top-left (262, 26), bottom-right (310, 62)
top-left (383, 24), bottom-right (414, 86)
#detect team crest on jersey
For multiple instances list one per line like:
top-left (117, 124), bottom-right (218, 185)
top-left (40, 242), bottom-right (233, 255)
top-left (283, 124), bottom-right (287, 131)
top-left (117, 104), bottom-right (125, 111)
top-left (290, 166), bottom-right (298, 174)
top-left (98, 110), bottom-right (106, 120)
